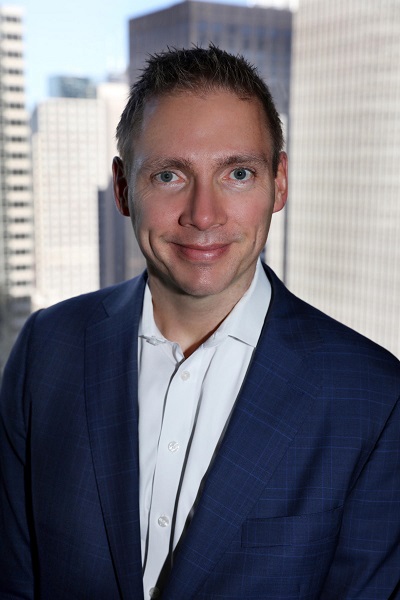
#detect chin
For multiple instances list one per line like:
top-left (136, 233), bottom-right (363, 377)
top-left (173, 271), bottom-right (246, 300)
top-left (148, 258), bottom-right (254, 300)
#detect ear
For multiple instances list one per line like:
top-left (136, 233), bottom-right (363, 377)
top-left (112, 156), bottom-right (130, 217)
top-left (273, 152), bottom-right (288, 214)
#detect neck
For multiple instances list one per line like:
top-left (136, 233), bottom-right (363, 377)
top-left (149, 277), bottom-right (253, 358)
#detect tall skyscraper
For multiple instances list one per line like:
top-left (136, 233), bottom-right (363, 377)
top-left (31, 77), bottom-right (132, 307)
top-left (0, 6), bottom-right (34, 370)
top-left (288, 0), bottom-right (400, 356)
top-left (130, 1), bottom-right (292, 117)
top-left (31, 92), bottom-right (108, 307)
top-left (127, 0), bottom-right (292, 279)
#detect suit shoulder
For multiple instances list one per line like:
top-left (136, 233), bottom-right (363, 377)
top-left (299, 296), bottom-right (398, 370)
top-left (266, 266), bottom-right (400, 376)
top-left (33, 274), bottom-right (146, 334)
top-left (2, 274), bottom-right (147, 390)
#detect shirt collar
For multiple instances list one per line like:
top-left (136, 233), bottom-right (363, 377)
top-left (203, 259), bottom-right (271, 348)
top-left (139, 259), bottom-right (271, 349)
top-left (139, 283), bottom-right (165, 345)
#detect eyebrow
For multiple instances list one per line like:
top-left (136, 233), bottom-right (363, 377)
top-left (139, 157), bottom-right (193, 173)
top-left (138, 153), bottom-right (270, 173)
top-left (215, 154), bottom-right (270, 169)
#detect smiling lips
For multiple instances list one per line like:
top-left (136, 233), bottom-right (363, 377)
top-left (171, 242), bottom-right (231, 262)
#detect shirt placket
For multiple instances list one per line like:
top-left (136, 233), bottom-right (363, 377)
top-left (145, 351), bottom-right (202, 589)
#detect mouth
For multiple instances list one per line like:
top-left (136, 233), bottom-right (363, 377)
top-left (171, 242), bottom-right (230, 262)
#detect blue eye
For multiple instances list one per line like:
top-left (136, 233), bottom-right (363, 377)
top-left (156, 171), bottom-right (177, 183)
top-left (230, 168), bottom-right (252, 181)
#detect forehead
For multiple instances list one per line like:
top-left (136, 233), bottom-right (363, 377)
top-left (134, 90), bottom-right (272, 161)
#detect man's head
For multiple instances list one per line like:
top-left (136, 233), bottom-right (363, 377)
top-left (113, 45), bottom-right (288, 306)
top-left (116, 44), bottom-right (284, 178)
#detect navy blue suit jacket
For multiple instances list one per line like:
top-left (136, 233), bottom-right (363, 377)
top-left (1, 266), bottom-right (400, 599)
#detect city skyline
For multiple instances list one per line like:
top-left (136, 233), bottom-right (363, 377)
top-left (4, 0), bottom-right (292, 110)
top-left (0, 0), bottom-right (399, 360)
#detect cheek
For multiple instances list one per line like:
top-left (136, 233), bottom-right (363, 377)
top-left (245, 205), bottom-right (275, 247)
top-left (129, 196), bottom-right (176, 249)
top-left (128, 187), bottom-right (152, 233)
top-left (241, 200), bottom-right (273, 230)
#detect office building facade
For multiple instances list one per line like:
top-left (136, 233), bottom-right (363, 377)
top-left (32, 76), bottom-right (132, 307)
top-left (288, 0), bottom-right (400, 356)
top-left (31, 96), bottom-right (108, 307)
top-left (49, 75), bottom-right (96, 100)
top-left (0, 6), bottom-right (34, 370)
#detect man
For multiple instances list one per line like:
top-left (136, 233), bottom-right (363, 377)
top-left (1, 46), bottom-right (399, 600)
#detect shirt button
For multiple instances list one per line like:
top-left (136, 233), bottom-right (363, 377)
top-left (149, 587), bottom-right (160, 598)
top-left (168, 441), bottom-right (180, 453)
top-left (181, 370), bottom-right (190, 381)
top-left (157, 515), bottom-right (169, 527)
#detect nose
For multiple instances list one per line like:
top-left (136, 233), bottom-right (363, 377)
top-left (178, 180), bottom-right (227, 231)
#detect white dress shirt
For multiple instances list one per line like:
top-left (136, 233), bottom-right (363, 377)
top-left (137, 260), bottom-right (271, 599)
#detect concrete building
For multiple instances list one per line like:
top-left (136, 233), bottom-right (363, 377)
top-left (288, 0), bottom-right (400, 357)
top-left (31, 95), bottom-right (108, 307)
top-left (31, 76), bottom-right (134, 307)
top-left (97, 78), bottom-right (146, 288)
top-left (127, 0), bottom-right (292, 279)
top-left (0, 5), bottom-right (34, 370)
top-left (49, 75), bottom-right (96, 99)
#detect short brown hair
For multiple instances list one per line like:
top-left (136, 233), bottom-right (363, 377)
top-left (116, 44), bottom-right (284, 176)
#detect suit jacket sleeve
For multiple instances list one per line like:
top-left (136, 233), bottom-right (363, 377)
top-left (0, 312), bottom-right (38, 598)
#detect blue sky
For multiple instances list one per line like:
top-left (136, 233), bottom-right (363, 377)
top-left (5, 0), bottom-right (250, 109)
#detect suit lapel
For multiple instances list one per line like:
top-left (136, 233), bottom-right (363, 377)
top-left (85, 274), bottom-right (146, 599)
top-left (163, 268), bottom-right (322, 598)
